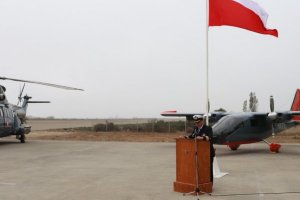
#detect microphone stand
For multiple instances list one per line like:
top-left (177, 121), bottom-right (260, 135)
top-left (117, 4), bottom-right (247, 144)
top-left (183, 137), bottom-right (202, 200)
top-left (184, 136), bottom-right (212, 199)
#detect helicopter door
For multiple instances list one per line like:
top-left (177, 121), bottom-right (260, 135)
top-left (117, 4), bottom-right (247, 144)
top-left (2, 107), bottom-right (13, 135)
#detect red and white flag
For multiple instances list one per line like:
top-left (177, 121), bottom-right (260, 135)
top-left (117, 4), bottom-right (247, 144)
top-left (209, 0), bottom-right (278, 37)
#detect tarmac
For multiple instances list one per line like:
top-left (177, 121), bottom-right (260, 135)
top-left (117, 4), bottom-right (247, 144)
top-left (0, 138), bottom-right (299, 200)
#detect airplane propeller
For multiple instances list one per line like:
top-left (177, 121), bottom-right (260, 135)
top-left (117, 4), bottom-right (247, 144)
top-left (0, 76), bottom-right (84, 91)
top-left (267, 95), bottom-right (276, 137)
top-left (267, 96), bottom-right (277, 120)
top-left (270, 95), bottom-right (274, 112)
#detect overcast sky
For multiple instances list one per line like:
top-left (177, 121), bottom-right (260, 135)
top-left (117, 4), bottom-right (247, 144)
top-left (0, 0), bottom-right (299, 118)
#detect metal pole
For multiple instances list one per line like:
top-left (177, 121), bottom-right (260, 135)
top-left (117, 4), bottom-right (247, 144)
top-left (205, 0), bottom-right (210, 126)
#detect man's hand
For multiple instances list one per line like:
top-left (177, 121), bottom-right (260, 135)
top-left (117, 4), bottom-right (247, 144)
top-left (196, 136), bottom-right (204, 140)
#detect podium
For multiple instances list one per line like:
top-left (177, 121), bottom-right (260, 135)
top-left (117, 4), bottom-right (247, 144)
top-left (174, 138), bottom-right (212, 194)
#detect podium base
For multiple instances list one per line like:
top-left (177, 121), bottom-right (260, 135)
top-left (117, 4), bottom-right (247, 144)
top-left (174, 181), bottom-right (212, 194)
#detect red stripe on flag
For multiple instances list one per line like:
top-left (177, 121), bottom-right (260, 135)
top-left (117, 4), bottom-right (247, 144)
top-left (209, 0), bottom-right (278, 37)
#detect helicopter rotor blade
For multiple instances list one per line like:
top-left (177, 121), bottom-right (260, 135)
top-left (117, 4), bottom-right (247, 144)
top-left (0, 76), bottom-right (84, 91)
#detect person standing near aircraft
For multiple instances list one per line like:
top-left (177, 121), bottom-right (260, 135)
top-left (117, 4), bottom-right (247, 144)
top-left (184, 115), bottom-right (215, 183)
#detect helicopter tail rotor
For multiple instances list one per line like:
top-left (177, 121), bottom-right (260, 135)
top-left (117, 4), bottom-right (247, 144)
top-left (17, 83), bottom-right (26, 106)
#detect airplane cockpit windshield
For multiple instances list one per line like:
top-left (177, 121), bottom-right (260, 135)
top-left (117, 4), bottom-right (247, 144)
top-left (213, 114), bottom-right (250, 135)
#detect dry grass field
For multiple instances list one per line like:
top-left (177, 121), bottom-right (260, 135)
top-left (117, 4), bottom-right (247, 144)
top-left (28, 131), bottom-right (184, 142)
top-left (27, 118), bottom-right (154, 131)
top-left (27, 119), bottom-right (300, 143)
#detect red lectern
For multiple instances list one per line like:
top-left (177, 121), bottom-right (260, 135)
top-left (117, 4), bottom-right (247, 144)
top-left (174, 138), bottom-right (212, 194)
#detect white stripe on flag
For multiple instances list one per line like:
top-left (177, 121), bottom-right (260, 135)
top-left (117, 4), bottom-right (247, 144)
top-left (234, 0), bottom-right (269, 27)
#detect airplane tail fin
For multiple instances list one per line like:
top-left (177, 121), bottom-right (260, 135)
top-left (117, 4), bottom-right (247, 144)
top-left (291, 89), bottom-right (300, 120)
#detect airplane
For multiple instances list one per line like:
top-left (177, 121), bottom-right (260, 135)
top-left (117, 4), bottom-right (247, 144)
top-left (161, 89), bottom-right (300, 153)
top-left (0, 76), bottom-right (83, 143)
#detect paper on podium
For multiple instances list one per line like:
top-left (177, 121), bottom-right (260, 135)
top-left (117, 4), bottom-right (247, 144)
top-left (213, 157), bottom-right (228, 178)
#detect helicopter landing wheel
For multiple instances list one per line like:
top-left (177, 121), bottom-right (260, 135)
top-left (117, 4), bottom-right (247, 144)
top-left (19, 134), bottom-right (26, 143)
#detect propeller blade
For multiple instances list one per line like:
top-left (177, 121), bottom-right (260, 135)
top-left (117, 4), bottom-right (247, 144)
top-left (270, 95), bottom-right (274, 112)
top-left (0, 76), bottom-right (84, 91)
top-left (268, 95), bottom-right (278, 121)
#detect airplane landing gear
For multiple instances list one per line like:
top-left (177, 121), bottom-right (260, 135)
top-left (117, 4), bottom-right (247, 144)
top-left (269, 143), bottom-right (281, 153)
top-left (262, 140), bottom-right (281, 153)
top-left (228, 144), bottom-right (240, 151)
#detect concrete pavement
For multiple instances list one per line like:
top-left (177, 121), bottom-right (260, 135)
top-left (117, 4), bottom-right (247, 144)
top-left (0, 138), bottom-right (299, 200)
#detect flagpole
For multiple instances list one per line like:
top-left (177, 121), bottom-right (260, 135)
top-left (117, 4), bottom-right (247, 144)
top-left (205, 0), bottom-right (209, 126)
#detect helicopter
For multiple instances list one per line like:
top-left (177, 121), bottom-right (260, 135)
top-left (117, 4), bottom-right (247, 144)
top-left (161, 89), bottom-right (300, 153)
top-left (0, 76), bottom-right (83, 143)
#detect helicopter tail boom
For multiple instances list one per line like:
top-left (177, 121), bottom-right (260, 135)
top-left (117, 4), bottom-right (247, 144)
top-left (27, 101), bottom-right (50, 103)
top-left (15, 96), bottom-right (51, 121)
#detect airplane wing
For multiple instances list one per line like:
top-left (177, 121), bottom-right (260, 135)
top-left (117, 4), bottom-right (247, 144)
top-left (161, 110), bottom-right (228, 123)
top-left (263, 110), bottom-right (300, 123)
top-left (289, 111), bottom-right (300, 116)
top-left (161, 110), bottom-right (201, 120)
top-left (290, 111), bottom-right (300, 115)
top-left (284, 111), bottom-right (300, 121)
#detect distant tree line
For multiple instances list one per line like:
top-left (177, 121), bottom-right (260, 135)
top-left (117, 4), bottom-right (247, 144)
top-left (93, 120), bottom-right (186, 133)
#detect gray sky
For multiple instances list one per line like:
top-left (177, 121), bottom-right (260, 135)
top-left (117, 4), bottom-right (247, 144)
top-left (1, 0), bottom-right (299, 118)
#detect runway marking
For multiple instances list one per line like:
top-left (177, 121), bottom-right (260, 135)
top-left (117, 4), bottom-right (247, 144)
top-left (0, 182), bottom-right (16, 186)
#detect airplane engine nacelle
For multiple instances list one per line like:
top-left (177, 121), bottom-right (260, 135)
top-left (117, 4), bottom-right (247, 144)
top-left (275, 113), bottom-right (292, 122)
top-left (268, 112), bottom-right (292, 122)
top-left (267, 112), bottom-right (277, 120)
